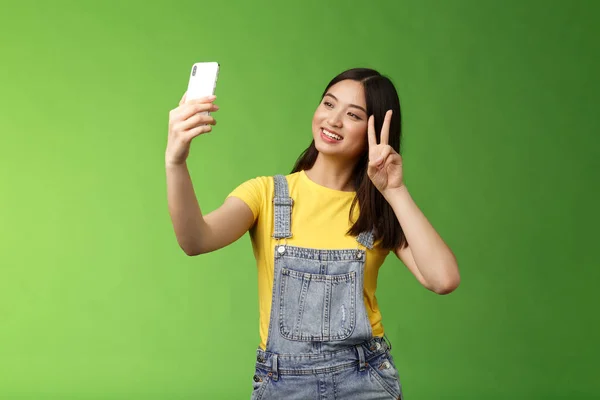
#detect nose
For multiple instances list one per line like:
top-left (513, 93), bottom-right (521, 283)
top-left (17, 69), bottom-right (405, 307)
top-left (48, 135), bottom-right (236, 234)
top-left (327, 109), bottom-right (343, 128)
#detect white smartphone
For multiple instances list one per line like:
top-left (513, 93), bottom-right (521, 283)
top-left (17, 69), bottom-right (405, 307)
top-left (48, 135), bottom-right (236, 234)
top-left (185, 62), bottom-right (220, 114)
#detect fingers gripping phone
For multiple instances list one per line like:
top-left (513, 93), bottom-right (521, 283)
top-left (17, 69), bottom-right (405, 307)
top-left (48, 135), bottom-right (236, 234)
top-left (186, 62), bottom-right (219, 115)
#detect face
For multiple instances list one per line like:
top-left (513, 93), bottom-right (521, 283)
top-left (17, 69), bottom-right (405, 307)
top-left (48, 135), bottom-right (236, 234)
top-left (311, 79), bottom-right (369, 161)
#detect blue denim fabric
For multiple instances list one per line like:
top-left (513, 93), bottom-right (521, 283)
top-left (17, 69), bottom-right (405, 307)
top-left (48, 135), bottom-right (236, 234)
top-left (250, 175), bottom-right (403, 399)
top-left (252, 336), bottom-right (402, 399)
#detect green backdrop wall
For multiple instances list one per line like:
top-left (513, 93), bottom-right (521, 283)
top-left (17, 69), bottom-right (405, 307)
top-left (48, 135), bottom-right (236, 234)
top-left (1, 0), bottom-right (598, 399)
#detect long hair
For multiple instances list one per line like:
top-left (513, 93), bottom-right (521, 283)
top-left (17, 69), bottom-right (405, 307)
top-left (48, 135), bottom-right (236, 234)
top-left (291, 68), bottom-right (406, 251)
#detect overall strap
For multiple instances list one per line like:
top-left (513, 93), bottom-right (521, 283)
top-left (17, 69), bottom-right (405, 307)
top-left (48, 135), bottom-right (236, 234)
top-left (356, 230), bottom-right (375, 250)
top-left (272, 175), bottom-right (293, 239)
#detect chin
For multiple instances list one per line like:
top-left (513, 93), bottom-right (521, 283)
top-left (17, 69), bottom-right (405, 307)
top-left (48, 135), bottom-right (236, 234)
top-left (312, 130), bottom-right (325, 151)
top-left (313, 136), bottom-right (335, 155)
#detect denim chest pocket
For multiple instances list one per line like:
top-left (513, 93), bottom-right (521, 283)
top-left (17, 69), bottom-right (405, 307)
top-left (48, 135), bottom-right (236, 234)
top-left (278, 267), bottom-right (356, 341)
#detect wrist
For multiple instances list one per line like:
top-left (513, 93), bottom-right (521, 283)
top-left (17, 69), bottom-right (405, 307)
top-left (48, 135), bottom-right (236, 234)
top-left (165, 160), bottom-right (187, 170)
top-left (382, 184), bottom-right (408, 201)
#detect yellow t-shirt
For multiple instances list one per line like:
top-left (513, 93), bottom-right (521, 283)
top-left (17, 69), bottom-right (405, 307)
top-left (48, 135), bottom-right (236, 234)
top-left (228, 170), bottom-right (391, 350)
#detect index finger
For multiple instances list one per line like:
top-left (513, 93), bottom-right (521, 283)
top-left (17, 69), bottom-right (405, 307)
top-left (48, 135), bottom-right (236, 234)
top-left (185, 95), bottom-right (217, 105)
top-left (179, 91), bottom-right (187, 106)
top-left (368, 115), bottom-right (377, 147)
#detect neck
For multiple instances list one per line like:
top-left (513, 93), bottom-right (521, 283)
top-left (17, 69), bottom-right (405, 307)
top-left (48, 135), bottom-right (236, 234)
top-left (304, 153), bottom-right (357, 192)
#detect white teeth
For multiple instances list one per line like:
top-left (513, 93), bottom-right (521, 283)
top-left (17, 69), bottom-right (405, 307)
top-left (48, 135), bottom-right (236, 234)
top-left (322, 129), bottom-right (342, 141)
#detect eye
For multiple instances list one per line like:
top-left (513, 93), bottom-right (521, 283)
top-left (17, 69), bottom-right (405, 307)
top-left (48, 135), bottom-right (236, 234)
top-left (348, 112), bottom-right (361, 120)
top-left (323, 101), bottom-right (333, 108)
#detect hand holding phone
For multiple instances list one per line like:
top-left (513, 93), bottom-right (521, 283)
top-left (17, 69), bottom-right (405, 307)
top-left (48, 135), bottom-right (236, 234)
top-left (165, 62), bottom-right (220, 166)
top-left (185, 62), bottom-right (219, 115)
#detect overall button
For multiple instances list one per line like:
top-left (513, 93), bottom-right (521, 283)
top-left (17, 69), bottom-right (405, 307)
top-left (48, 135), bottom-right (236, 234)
top-left (277, 245), bottom-right (286, 255)
top-left (356, 251), bottom-right (363, 259)
top-left (379, 361), bottom-right (391, 370)
top-left (253, 374), bottom-right (262, 382)
top-left (257, 355), bottom-right (265, 363)
top-left (371, 342), bottom-right (381, 351)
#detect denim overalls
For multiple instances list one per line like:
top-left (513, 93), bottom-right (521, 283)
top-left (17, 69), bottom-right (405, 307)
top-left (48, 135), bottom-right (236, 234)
top-left (251, 175), bottom-right (404, 399)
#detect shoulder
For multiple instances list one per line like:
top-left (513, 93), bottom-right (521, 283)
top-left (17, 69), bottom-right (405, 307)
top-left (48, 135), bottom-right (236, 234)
top-left (263, 172), bottom-right (304, 190)
top-left (230, 175), bottom-right (272, 195)
top-left (229, 172), bottom-right (302, 201)
top-left (227, 176), bottom-right (272, 215)
top-left (282, 171), bottom-right (304, 190)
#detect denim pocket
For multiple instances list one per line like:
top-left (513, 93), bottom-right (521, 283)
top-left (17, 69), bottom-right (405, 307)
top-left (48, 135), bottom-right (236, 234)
top-left (366, 352), bottom-right (403, 399)
top-left (279, 267), bottom-right (356, 341)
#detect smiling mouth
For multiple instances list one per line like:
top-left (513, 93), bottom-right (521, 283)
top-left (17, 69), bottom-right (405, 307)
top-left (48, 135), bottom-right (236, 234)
top-left (321, 128), bottom-right (343, 141)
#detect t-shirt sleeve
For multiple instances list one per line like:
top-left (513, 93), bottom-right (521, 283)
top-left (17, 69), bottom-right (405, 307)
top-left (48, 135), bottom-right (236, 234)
top-left (227, 176), bottom-right (270, 221)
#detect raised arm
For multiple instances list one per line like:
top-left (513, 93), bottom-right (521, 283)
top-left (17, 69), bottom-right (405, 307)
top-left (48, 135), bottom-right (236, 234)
top-left (165, 92), bottom-right (254, 256)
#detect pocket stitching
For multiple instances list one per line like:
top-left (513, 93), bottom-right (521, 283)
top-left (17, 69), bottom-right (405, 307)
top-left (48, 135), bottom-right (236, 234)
top-left (367, 361), bottom-right (402, 399)
top-left (278, 267), bottom-right (356, 341)
top-left (254, 373), bottom-right (271, 400)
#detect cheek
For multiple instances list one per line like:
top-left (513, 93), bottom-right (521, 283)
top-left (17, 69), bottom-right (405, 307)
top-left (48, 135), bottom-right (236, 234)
top-left (311, 116), bottom-right (319, 133)
top-left (348, 124), bottom-right (368, 143)
top-left (347, 126), bottom-right (369, 153)
top-left (312, 110), bottom-right (327, 130)
top-left (313, 109), bottom-right (326, 122)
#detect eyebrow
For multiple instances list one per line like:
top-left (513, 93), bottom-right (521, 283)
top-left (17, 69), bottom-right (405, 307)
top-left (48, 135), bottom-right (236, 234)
top-left (324, 93), bottom-right (367, 114)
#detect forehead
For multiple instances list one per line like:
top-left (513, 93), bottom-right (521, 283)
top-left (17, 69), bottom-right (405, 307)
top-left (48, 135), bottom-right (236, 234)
top-left (327, 80), bottom-right (365, 106)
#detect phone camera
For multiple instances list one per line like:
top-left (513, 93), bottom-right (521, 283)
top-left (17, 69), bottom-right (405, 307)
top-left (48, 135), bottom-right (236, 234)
top-left (192, 65), bottom-right (197, 76)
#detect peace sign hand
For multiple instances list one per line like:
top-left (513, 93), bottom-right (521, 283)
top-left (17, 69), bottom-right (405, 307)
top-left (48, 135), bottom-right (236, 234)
top-left (367, 110), bottom-right (404, 195)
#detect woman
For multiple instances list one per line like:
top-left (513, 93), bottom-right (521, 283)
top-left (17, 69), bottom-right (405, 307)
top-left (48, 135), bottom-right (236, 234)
top-left (166, 68), bottom-right (460, 399)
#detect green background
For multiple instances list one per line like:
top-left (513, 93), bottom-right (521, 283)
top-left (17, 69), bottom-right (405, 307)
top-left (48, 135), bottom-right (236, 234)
top-left (1, 0), bottom-right (598, 398)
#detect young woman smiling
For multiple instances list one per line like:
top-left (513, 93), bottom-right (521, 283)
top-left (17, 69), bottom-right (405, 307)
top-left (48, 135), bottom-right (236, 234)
top-left (166, 68), bottom-right (460, 399)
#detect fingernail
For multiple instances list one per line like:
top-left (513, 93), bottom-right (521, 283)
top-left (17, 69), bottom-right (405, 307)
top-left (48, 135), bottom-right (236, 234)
top-left (208, 95), bottom-right (216, 100)
top-left (213, 105), bottom-right (220, 110)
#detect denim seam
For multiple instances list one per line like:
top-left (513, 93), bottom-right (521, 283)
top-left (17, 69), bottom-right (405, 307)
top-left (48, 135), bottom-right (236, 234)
top-left (255, 374), bottom-right (271, 400)
top-left (278, 267), bottom-right (358, 342)
top-left (256, 336), bottom-right (389, 360)
top-left (274, 360), bottom-right (359, 375)
top-left (367, 362), bottom-right (401, 399)
top-left (254, 349), bottom-right (391, 374)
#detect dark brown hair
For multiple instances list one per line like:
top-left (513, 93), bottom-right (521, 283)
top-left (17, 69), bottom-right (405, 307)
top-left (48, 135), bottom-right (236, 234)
top-left (291, 68), bottom-right (406, 250)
